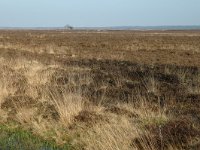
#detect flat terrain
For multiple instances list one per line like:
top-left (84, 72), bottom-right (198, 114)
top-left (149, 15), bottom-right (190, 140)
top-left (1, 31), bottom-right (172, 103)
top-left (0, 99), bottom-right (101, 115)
top-left (1, 30), bottom-right (200, 66)
top-left (0, 30), bottom-right (200, 149)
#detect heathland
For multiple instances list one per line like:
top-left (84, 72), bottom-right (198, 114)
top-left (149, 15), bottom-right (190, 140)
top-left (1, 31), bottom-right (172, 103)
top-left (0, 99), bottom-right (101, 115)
top-left (0, 30), bottom-right (200, 149)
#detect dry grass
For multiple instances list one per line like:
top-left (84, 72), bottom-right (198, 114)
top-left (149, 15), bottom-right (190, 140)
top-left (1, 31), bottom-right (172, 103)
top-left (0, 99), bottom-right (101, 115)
top-left (0, 30), bottom-right (200, 149)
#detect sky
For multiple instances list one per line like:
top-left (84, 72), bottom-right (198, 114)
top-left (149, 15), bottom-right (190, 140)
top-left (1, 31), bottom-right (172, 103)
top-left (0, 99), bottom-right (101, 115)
top-left (0, 0), bottom-right (199, 27)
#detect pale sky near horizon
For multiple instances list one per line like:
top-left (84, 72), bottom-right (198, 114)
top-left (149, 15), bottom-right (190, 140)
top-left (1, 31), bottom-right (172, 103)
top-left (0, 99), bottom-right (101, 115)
top-left (0, 0), bottom-right (199, 27)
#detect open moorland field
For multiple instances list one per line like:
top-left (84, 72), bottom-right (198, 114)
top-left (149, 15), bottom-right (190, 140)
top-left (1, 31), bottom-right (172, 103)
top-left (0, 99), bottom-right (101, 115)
top-left (0, 30), bottom-right (200, 150)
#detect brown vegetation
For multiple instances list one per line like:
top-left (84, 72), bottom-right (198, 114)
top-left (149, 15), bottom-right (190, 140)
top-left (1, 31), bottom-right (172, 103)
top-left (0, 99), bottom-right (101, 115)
top-left (0, 30), bottom-right (200, 149)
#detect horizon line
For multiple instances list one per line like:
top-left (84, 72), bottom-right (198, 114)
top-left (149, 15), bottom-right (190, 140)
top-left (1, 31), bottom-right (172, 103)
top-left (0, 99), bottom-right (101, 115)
top-left (1, 25), bottom-right (200, 28)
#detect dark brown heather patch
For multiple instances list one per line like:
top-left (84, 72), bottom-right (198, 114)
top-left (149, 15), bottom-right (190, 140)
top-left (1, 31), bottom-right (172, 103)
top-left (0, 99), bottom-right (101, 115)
top-left (1, 95), bottom-right (37, 119)
top-left (36, 102), bottom-right (60, 121)
top-left (74, 110), bottom-right (105, 126)
top-left (1, 95), bottom-right (36, 111)
top-left (105, 106), bottom-right (138, 118)
top-left (132, 118), bottom-right (200, 150)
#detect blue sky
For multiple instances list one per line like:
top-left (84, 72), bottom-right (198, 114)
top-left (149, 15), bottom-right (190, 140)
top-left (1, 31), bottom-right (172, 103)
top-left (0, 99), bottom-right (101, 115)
top-left (0, 0), bottom-right (199, 27)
